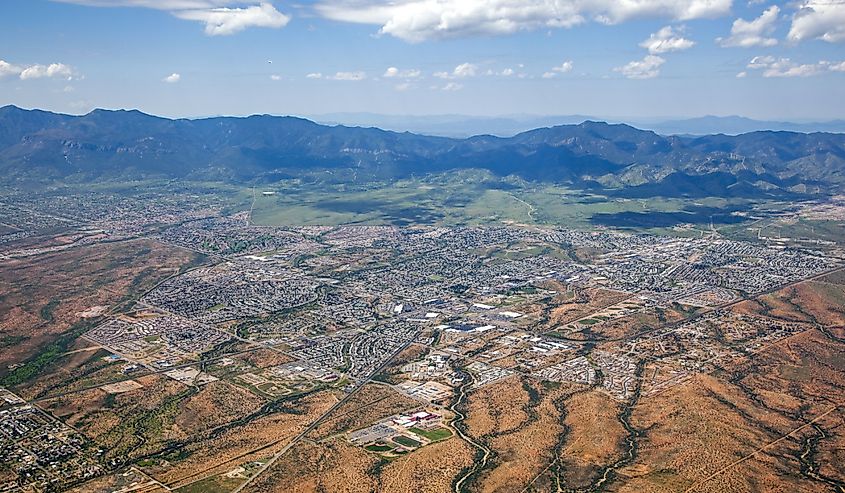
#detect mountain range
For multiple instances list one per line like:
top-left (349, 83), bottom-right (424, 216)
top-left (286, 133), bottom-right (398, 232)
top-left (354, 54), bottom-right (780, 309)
top-left (312, 113), bottom-right (845, 138)
top-left (2, 105), bottom-right (845, 198)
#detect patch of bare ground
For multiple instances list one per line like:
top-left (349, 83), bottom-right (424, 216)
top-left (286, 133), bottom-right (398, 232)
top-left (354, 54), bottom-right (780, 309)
top-left (718, 329), bottom-right (845, 489)
top-left (40, 374), bottom-right (192, 460)
top-left (741, 289), bottom-right (815, 324)
top-left (465, 376), bottom-right (529, 438)
top-left (546, 288), bottom-right (630, 328)
top-left (559, 389), bottom-right (627, 489)
top-left (378, 437), bottom-right (475, 493)
top-left (0, 239), bottom-right (202, 377)
top-left (65, 468), bottom-right (160, 493)
top-left (811, 410), bottom-right (845, 484)
top-left (309, 383), bottom-right (420, 440)
top-left (472, 380), bottom-right (569, 493)
top-left (174, 381), bottom-right (266, 436)
top-left (157, 389), bottom-right (340, 489)
top-left (0, 465), bottom-right (17, 486)
top-left (787, 281), bottom-right (845, 326)
top-left (735, 279), bottom-right (845, 327)
top-left (617, 368), bottom-right (833, 493)
top-left (583, 306), bottom-right (691, 341)
top-left (818, 269), bottom-right (845, 286)
top-left (42, 378), bottom-right (274, 483)
top-left (243, 439), bottom-right (378, 493)
top-left (239, 348), bottom-right (295, 368)
top-left (24, 345), bottom-right (129, 400)
top-left (727, 330), bottom-right (845, 415)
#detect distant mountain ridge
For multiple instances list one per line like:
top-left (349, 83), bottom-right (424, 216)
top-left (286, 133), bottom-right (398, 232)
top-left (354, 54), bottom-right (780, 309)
top-left (641, 115), bottom-right (845, 137)
top-left (2, 105), bottom-right (845, 198)
top-left (312, 112), bottom-right (845, 138)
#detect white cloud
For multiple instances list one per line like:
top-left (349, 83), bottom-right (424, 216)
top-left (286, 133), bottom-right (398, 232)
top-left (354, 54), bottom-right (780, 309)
top-left (19, 63), bottom-right (72, 80)
top-left (1, 60), bottom-right (79, 80)
top-left (173, 2), bottom-right (289, 36)
top-left (53, 1), bottom-right (289, 35)
top-left (441, 82), bottom-right (464, 91)
top-left (763, 60), bottom-right (822, 77)
top-left (306, 72), bottom-right (323, 79)
top-left (383, 66), bottom-right (422, 78)
top-left (500, 68), bottom-right (515, 76)
top-left (315, 0), bottom-right (732, 42)
top-left (435, 62), bottom-right (478, 79)
top-left (270, 74), bottom-right (282, 80)
top-left (541, 60), bottom-right (574, 78)
top-left (746, 55), bottom-right (774, 68)
top-left (640, 25), bottom-right (695, 53)
top-left (717, 5), bottom-right (778, 47)
top-left (736, 70), bottom-right (747, 77)
top-left (453, 62), bottom-right (477, 77)
top-left (329, 71), bottom-right (367, 81)
top-left (552, 60), bottom-right (574, 73)
top-left (53, 1), bottom-right (240, 7)
top-left (163, 72), bottom-right (181, 83)
top-left (16, 63), bottom-right (76, 80)
top-left (788, 0), bottom-right (845, 43)
top-left (745, 56), bottom-right (845, 77)
top-left (394, 82), bottom-right (412, 91)
top-left (0, 60), bottom-right (23, 78)
top-left (614, 55), bottom-right (666, 79)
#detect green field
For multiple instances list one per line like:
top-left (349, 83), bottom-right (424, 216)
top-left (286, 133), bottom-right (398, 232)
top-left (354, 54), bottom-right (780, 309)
top-left (409, 426), bottom-right (452, 442)
top-left (392, 435), bottom-right (422, 448)
top-left (31, 173), bottom-right (821, 242)
top-left (365, 443), bottom-right (395, 452)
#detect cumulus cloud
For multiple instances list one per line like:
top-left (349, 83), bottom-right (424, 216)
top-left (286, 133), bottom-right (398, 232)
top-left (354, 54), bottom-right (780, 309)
top-left (640, 25), bottom-right (695, 53)
top-left (52, 1), bottom-right (289, 35)
top-left (270, 74), bottom-right (282, 80)
top-left (0, 60), bottom-right (23, 78)
top-left (53, 1), bottom-right (239, 6)
top-left (441, 82), bottom-right (464, 91)
top-left (314, 0), bottom-right (732, 42)
top-left (173, 2), bottom-right (289, 35)
top-left (746, 54), bottom-right (774, 68)
top-left (1, 60), bottom-right (77, 80)
top-left (788, 0), bottom-right (845, 43)
top-left (717, 5), bottom-right (778, 47)
top-left (542, 60), bottom-right (574, 78)
top-left (434, 62), bottom-right (478, 79)
top-left (329, 71), bottom-right (367, 80)
top-left (746, 56), bottom-right (845, 77)
top-left (163, 72), bottom-right (181, 83)
top-left (306, 72), bottom-right (323, 79)
top-left (383, 66), bottom-right (422, 78)
top-left (19, 63), bottom-right (75, 80)
top-left (614, 55), bottom-right (666, 79)
top-left (551, 60), bottom-right (574, 73)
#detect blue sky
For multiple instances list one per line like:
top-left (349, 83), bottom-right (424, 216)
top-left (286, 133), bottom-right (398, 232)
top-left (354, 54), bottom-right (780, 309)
top-left (1, 0), bottom-right (844, 120)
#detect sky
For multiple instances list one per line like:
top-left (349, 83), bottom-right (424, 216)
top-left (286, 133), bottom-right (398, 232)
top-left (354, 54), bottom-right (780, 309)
top-left (1, 0), bottom-right (844, 121)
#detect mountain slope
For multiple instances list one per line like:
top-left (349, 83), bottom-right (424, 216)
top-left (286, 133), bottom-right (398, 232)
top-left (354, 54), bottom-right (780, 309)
top-left (1, 105), bottom-right (844, 196)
